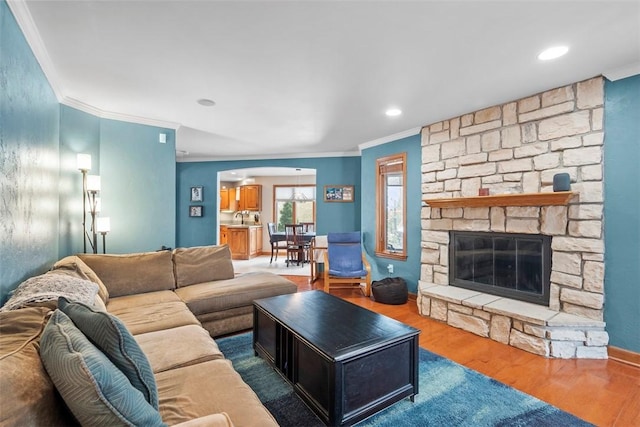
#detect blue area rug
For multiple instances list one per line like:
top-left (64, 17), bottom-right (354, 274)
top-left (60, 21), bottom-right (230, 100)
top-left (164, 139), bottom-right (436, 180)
top-left (217, 332), bottom-right (592, 427)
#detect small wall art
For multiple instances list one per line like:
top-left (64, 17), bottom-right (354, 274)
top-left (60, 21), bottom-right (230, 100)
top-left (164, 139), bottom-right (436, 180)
top-left (190, 186), bottom-right (203, 202)
top-left (189, 205), bottom-right (203, 217)
top-left (324, 185), bottom-right (354, 202)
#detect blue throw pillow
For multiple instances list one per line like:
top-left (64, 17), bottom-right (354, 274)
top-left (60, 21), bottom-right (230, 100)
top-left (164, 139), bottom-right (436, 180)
top-left (58, 297), bottom-right (159, 409)
top-left (39, 310), bottom-right (166, 426)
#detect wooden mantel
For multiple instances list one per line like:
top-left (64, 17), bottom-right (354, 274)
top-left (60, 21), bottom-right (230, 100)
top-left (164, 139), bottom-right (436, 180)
top-left (423, 191), bottom-right (574, 208)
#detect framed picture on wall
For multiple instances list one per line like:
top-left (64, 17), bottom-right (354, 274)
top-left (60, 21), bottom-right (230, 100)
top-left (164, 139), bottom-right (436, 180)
top-left (324, 185), bottom-right (354, 202)
top-left (190, 186), bottom-right (203, 202)
top-left (189, 205), bottom-right (203, 217)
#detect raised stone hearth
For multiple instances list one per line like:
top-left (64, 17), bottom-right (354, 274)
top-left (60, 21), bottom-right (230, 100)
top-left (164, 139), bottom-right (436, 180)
top-left (418, 77), bottom-right (608, 358)
top-left (418, 283), bottom-right (607, 358)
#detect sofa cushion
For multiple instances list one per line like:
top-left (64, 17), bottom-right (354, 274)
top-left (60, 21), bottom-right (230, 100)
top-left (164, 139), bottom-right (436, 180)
top-left (53, 255), bottom-right (110, 303)
top-left (172, 413), bottom-right (234, 427)
top-left (174, 272), bottom-right (298, 315)
top-left (156, 359), bottom-right (277, 427)
top-left (79, 251), bottom-right (175, 298)
top-left (196, 307), bottom-right (254, 338)
top-left (0, 272), bottom-right (98, 312)
top-left (0, 307), bottom-right (76, 426)
top-left (173, 245), bottom-right (235, 288)
top-left (58, 297), bottom-right (159, 409)
top-left (108, 300), bottom-right (200, 335)
top-left (134, 325), bottom-right (224, 373)
top-left (39, 310), bottom-right (166, 426)
top-left (106, 289), bottom-right (182, 311)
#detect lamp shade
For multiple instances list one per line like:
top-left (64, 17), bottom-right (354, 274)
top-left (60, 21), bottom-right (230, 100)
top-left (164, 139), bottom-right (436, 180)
top-left (77, 153), bottom-right (91, 171)
top-left (86, 175), bottom-right (101, 192)
top-left (96, 217), bottom-right (110, 233)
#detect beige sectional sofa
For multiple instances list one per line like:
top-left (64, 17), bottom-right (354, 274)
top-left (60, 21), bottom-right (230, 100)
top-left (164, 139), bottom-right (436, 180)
top-left (0, 244), bottom-right (297, 426)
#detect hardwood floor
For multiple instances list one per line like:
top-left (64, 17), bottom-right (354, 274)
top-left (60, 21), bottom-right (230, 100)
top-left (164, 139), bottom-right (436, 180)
top-left (280, 275), bottom-right (640, 427)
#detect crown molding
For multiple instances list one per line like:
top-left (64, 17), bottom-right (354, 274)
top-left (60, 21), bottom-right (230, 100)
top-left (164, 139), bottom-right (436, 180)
top-left (358, 127), bottom-right (422, 152)
top-left (7, 0), bottom-right (64, 101)
top-left (603, 62), bottom-right (640, 81)
top-left (176, 150), bottom-right (361, 163)
top-left (62, 97), bottom-right (181, 130)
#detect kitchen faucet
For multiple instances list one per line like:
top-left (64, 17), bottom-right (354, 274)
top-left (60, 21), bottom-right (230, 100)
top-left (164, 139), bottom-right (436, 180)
top-left (234, 210), bottom-right (247, 225)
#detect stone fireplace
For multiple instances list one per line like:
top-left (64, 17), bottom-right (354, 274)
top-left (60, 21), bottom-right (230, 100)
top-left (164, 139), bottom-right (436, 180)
top-left (417, 76), bottom-right (609, 359)
top-left (449, 231), bottom-right (551, 306)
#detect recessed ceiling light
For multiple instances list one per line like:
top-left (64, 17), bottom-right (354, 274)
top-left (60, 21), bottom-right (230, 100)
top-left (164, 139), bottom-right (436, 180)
top-left (385, 108), bottom-right (402, 117)
top-left (197, 98), bottom-right (216, 107)
top-left (538, 46), bottom-right (569, 61)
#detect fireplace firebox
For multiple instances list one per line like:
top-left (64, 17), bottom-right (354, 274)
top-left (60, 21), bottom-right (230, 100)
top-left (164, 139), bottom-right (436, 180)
top-left (449, 231), bottom-right (551, 305)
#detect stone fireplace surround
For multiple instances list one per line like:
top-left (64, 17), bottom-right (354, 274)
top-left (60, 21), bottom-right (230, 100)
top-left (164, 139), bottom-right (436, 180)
top-left (417, 76), bottom-right (608, 359)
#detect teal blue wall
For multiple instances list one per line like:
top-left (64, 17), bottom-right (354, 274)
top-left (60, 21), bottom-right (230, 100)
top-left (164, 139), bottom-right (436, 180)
top-left (0, 1), bottom-right (60, 303)
top-left (58, 110), bottom-right (176, 255)
top-left (0, 1), bottom-right (176, 304)
top-left (100, 119), bottom-right (176, 253)
top-left (361, 134), bottom-right (422, 293)
top-left (604, 75), bottom-right (640, 353)
top-left (176, 157), bottom-right (361, 247)
top-left (59, 105), bottom-right (100, 256)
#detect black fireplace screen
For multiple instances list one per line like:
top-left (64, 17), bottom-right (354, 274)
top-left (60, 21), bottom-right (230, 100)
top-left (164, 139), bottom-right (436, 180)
top-left (449, 231), bottom-right (551, 305)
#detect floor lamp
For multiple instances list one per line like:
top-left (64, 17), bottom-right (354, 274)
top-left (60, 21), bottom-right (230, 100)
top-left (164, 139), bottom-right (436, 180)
top-left (77, 154), bottom-right (103, 254)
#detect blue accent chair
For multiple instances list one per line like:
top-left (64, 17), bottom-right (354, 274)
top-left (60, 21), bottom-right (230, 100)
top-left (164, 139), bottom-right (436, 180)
top-left (323, 232), bottom-right (371, 296)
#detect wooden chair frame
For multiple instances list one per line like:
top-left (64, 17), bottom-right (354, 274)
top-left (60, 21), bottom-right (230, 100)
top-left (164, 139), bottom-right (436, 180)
top-left (323, 251), bottom-right (372, 297)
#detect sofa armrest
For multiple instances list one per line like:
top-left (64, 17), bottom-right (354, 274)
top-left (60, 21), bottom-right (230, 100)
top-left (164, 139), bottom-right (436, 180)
top-left (171, 412), bottom-right (234, 427)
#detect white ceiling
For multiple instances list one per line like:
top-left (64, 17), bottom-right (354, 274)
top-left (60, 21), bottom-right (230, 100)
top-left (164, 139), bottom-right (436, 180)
top-left (13, 1), bottom-right (640, 161)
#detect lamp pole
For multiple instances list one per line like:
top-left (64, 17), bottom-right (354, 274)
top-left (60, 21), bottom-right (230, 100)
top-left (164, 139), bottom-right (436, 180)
top-left (89, 190), bottom-right (98, 254)
top-left (77, 153), bottom-right (92, 253)
top-left (81, 170), bottom-right (88, 253)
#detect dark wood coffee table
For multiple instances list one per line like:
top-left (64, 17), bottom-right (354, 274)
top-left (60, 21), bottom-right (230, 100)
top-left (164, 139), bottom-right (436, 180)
top-left (253, 291), bottom-right (419, 426)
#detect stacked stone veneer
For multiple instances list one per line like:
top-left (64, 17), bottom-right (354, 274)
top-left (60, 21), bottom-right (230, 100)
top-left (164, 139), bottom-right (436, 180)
top-left (417, 76), bottom-right (608, 359)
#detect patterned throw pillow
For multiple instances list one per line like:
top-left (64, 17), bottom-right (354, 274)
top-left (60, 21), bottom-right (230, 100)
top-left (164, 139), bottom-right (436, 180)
top-left (58, 297), bottom-right (159, 409)
top-left (0, 273), bottom-right (98, 312)
top-left (39, 310), bottom-right (166, 426)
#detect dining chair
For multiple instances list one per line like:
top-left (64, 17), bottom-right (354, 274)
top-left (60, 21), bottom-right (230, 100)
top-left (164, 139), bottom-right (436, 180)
top-left (285, 224), bottom-right (307, 267)
top-left (300, 222), bottom-right (315, 233)
top-left (267, 222), bottom-right (287, 263)
top-left (323, 232), bottom-right (371, 296)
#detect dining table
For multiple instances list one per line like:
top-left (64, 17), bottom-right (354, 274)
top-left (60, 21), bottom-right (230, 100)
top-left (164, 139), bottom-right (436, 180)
top-left (270, 231), bottom-right (316, 267)
top-left (270, 231), bottom-right (315, 244)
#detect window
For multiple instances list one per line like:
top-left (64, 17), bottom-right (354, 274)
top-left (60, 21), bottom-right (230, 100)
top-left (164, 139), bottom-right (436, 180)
top-left (273, 185), bottom-right (316, 232)
top-left (376, 153), bottom-right (406, 259)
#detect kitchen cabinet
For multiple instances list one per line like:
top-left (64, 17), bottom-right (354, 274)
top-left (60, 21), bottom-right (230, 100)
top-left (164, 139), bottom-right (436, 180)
top-left (250, 226), bottom-right (263, 256)
top-left (219, 188), bottom-right (230, 211)
top-left (227, 225), bottom-right (263, 260)
top-left (220, 226), bottom-right (228, 245)
top-left (238, 185), bottom-right (262, 211)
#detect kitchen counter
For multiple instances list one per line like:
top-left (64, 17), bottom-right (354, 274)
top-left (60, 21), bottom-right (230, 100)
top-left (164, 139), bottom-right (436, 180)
top-left (220, 224), bottom-right (263, 259)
